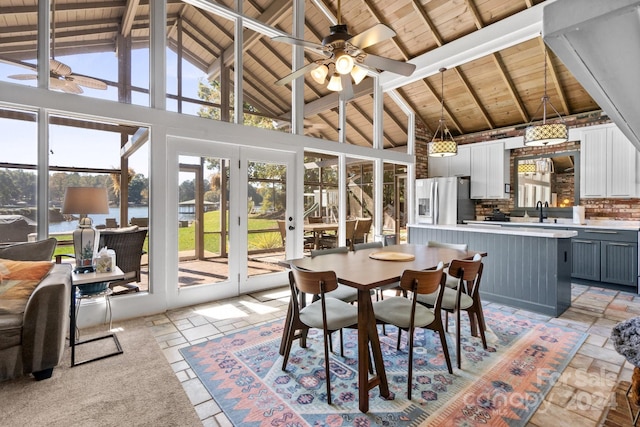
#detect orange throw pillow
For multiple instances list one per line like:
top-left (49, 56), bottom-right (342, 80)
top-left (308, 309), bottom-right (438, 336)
top-left (0, 258), bottom-right (54, 281)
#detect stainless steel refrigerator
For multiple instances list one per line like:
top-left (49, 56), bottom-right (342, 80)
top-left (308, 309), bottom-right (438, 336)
top-left (415, 177), bottom-right (475, 224)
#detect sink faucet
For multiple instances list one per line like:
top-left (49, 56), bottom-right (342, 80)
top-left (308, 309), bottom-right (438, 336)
top-left (536, 201), bottom-right (548, 223)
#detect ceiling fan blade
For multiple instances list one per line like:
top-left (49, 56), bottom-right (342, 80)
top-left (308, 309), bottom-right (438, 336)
top-left (347, 23), bottom-right (396, 50)
top-left (271, 36), bottom-right (328, 56)
top-left (0, 57), bottom-right (37, 71)
top-left (275, 62), bottom-right (320, 86)
top-left (361, 54), bottom-right (416, 76)
top-left (7, 74), bottom-right (37, 81)
top-left (340, 75), bottom-right (354, 102)
top-left (69, 74), bottom-right (108, 90)
top-left (48, 77), bottom-right (83, 94)
top-left (50, 58), bottom-right (72, 76)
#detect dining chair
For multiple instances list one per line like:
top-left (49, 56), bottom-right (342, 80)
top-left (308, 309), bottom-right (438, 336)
top-left (276, 220), bottom-right (287, 246)
top-left (353, 241), bottom-right (400, 301)
top-left (282, 264), bottom-right (359, 405)
top-left (427, 241), bottom-right (468, 288)
top-left (352, 217), bottom-right (372, 245)
top-left (352, 241), bottom-right (382, 251)
top-left (416, 255), bottom-right (486, 369)
top-left (344, 219), bottom-right (357, 250)
top-left (310, 247), bottom-right (359, 304)
top-left (372, 264), bottom-right (452, 399)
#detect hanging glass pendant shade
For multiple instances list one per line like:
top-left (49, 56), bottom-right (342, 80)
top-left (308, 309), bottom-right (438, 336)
top-left (524, 44), bottom-right (568, 146)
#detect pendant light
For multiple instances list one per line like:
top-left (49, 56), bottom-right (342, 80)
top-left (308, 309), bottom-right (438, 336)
top-left (428, 67), bottom-right (458, 157)
top-left (523, 44), bottom-right (568, 146)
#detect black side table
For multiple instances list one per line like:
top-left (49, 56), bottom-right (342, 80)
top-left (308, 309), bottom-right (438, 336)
top-left (70, 267), bottom-right (125, 366)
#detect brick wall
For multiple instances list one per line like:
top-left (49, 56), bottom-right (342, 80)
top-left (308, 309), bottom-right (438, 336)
top-left (418, 112), bottom-right (640, 221)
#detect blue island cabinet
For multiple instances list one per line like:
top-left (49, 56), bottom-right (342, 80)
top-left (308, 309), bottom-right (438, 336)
top-left (408, 224), bottom-right (574, 316)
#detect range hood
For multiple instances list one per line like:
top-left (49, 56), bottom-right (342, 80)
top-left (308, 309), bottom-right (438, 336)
top-left (543, 0), bottom-right (640, 151)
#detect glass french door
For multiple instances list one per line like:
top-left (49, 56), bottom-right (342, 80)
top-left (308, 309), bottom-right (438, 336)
top-left (169, 139), bottom-right (296, 306)
top-left (239, 147), bottom-right (296, 293)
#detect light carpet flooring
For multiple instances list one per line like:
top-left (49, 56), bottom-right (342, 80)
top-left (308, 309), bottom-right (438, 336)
top-left (146, 283), bottom-right (640, 427)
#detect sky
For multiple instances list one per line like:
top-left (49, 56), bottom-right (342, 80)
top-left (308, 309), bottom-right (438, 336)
top-left (0, 47), bottom-right (209, 178)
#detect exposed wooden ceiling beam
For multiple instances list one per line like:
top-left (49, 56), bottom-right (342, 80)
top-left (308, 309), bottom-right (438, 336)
top-left (359, 1), bottom-right (409, 61)
top-left (453, 68), bottom-right (495, 129)
top-left (411, 0), bottom-right (443, 46)
top-left (381, 2), bottom-right (546, 90)
top-left (206, 0), bottom-right (290, 78)
top-left (396, 86), bottom-right (431, 133)
top-left (424, 76), bottom-right (464, 134)
top-left (372, 94), bottom-right (408, 136)
top-left (492, 52), bottom-right (530, 122)
top-left (538, 37), bottom-right (570, 115)
top-left (121, 0), bottom-right (141, 37)
top-left (350, 101), bottom-right (396, 147)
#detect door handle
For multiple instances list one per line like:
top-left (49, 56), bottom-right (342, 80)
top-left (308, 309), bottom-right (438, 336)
top-left (288, 225), bottom-right (295, 230)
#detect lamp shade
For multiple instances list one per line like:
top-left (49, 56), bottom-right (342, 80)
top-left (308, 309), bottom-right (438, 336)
top-left (327, 73), bottom-right (343, 91)
top-left (523, 123), bottom-right (568, 146)
top-left (62, 187), bottom-right (109, 215)
top-left (62, 187), bottom-right (108, 273)
top-left (310, 64), bottom-right (328, 84)
top-left (428, 139), bottom-right (458, 157)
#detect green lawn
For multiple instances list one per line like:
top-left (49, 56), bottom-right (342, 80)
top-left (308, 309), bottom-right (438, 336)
top-left (52, 210), bottom-right (282, 257)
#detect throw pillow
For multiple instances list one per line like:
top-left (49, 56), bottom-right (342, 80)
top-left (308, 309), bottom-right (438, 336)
top-left (0, 238), bottom-right (57, 261)
top-left (0, 259), bottom-right (54, 315)
top-left (0, 258), bottom-right (54, 282)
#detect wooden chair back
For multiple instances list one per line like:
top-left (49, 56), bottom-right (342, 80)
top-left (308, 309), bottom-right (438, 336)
top-left (308, 216), bottom-right (323, 224)
top-left (290, 263), bottom-right (339, 295)
top-left (448, 257), bottom-right (483, 296)
top-left (276, 220), bottom-right (286, 246)
top-left (399, 265), bottom-right (444, 296)
top-left (353, 217), bottom-right (372, 243)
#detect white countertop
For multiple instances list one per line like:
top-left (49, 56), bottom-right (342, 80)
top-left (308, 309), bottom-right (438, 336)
top-left (409, 223), bottom-right (577, 238)
top-left (465, 220), bottom-right (640, 231)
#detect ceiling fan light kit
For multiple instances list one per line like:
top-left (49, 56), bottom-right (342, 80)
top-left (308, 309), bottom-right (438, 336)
top-left (523, 44), bottom-right (568, 147)
top-left (428, 67), bottom-right (458, 157)
top-left (310, 65), bottom-right (329, 84)
top-left (350, 65), bottom-right (368, 85)
top-left (271, 0), bottom-right (416, 99)
top-left (327, 73), bottom-right (343, 91)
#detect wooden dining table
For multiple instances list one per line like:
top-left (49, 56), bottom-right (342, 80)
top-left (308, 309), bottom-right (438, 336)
top-left (303, 222), bottom-right (339, 249)
top-left (286, 243), bottom-right (485, 413)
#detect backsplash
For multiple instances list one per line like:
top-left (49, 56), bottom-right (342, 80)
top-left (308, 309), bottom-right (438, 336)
top-left (418, 116), bottom-right (640, 222)
top-left (581, 199), bottom-right (640, 221)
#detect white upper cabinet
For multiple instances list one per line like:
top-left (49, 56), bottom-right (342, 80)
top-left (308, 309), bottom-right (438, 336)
top-left (580, 124), bottom-right (638, 198)
top-left (427, 145), bottom-right (470, 177)
top-left (470, 141), bottom-right (509, 199)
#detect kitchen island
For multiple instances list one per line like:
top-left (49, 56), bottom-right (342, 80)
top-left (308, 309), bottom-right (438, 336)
top-left (408, 223), bottom-right (577, 316)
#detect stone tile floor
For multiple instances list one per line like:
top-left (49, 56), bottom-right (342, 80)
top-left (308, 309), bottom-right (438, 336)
top-left (145, 284), bottom-right (640, 426)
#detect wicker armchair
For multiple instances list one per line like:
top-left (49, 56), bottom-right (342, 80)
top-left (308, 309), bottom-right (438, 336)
top-left (99, 228), bottom-right (147, 295)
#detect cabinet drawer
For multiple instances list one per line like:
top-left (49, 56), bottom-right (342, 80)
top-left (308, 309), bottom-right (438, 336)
top-left (574, 229), bottom-right (638, 243)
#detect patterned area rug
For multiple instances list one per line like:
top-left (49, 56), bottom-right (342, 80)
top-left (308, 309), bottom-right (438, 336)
top-left (180, 306), bottom-right (586, 426)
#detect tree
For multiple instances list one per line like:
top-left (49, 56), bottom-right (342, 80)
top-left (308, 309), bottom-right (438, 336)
top-left (197, 79), bottom-right (279, 130)
top-left (179, 179), bottom-right (195, 202)
top-left (128, 173), bottom-right (148, 205)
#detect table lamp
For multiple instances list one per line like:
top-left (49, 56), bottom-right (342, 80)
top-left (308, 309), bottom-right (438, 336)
top-left (62, 187), bottom-right (109, 273)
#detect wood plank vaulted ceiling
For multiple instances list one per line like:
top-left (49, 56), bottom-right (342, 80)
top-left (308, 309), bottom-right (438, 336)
top-left (0, 0), bottom-right (600, 149)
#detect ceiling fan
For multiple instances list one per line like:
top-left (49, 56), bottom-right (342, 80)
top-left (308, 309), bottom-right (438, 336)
top-left (6, 0), bottom-right (107, 94)
top-left (272, 0), bottom-right (415, 100)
